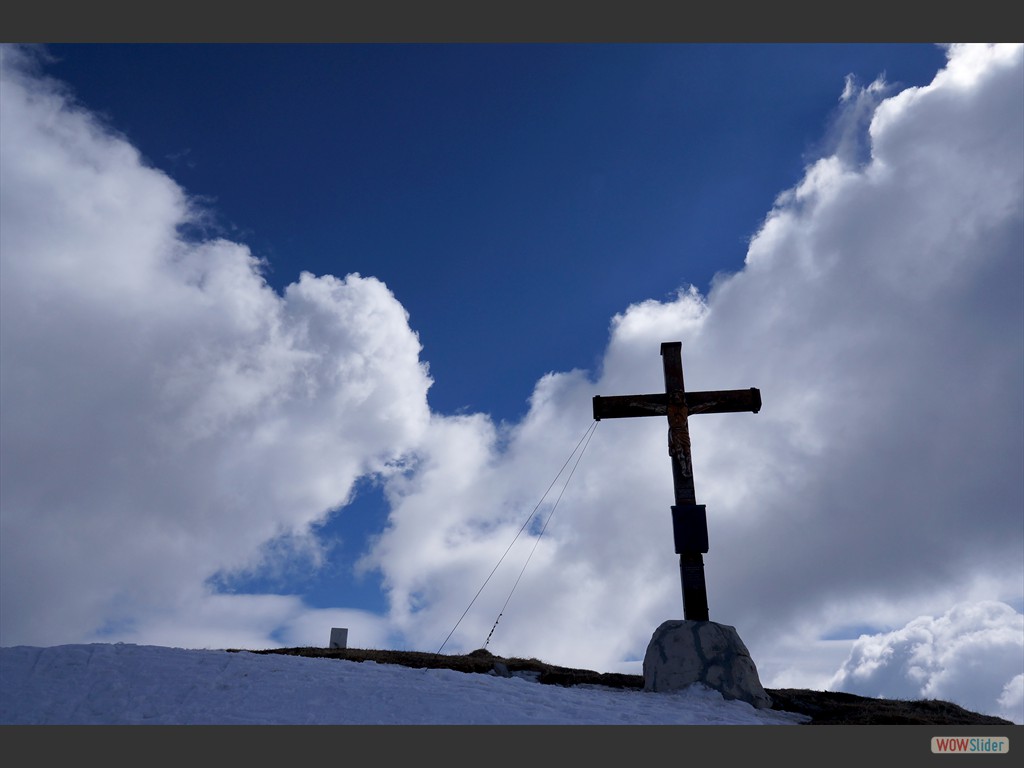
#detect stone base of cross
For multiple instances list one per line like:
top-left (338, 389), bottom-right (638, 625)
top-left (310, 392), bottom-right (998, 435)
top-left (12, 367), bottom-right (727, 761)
top-left (593, 342), bottom-right (760, 621)
top-left (643, 619), bottom-right (774, 709)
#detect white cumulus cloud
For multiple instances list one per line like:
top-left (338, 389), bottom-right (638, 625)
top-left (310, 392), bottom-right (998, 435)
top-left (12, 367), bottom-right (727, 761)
top-left (831, 602), bottom-right (1024, 723)
top-left (0, 45), bottom-right (432, 648)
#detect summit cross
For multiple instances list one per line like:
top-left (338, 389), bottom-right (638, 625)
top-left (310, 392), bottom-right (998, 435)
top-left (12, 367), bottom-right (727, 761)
top-left (592, 342), bottom-right (761, 621)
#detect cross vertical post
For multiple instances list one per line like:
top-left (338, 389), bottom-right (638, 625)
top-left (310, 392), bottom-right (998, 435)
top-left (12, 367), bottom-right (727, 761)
top-left (592, 341), bottom-right (760, 621)
top-left (661, 341), bottom-right (709, 621)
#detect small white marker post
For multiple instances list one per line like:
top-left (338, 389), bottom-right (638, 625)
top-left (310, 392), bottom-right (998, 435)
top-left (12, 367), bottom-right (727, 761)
top-left (329, 628), bottom-right (348, 649)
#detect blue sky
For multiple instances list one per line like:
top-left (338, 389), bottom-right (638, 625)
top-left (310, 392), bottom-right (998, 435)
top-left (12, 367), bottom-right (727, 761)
top-left (40, 44), bottom-right (947, 420)
top-left (2, 44), bottom-right (1022, 723)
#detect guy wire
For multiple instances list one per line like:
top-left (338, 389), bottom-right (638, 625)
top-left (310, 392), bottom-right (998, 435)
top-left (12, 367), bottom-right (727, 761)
top-left (482, 418), bottom-right (598, 650)
top-left (435, 419), bottom-right (599, 656)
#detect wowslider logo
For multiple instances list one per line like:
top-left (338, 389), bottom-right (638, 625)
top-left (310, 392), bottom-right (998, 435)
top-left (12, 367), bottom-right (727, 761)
top-left (931, 737), bottom-right (1009, 754)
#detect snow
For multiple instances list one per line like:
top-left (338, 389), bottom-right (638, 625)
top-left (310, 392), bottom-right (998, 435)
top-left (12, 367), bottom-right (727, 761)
top-left (0, 643), bottom-right (809, 725)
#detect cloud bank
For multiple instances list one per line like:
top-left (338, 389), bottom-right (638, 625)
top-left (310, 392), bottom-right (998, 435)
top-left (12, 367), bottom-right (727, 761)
top-left (1, 44), bottom-right (1021, 722)
top-left (831, 601), bottom-right (1023, 724)
top-left (1, 46), bottom-right (429, 650)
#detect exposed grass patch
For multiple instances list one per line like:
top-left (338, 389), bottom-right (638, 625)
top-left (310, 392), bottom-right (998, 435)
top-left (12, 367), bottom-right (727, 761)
top-left (228, 645), bottom-right (1013, 725)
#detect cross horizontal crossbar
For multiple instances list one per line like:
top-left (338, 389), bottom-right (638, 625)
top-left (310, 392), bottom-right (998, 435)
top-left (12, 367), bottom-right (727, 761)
top-left (592, 388), bottom-right (761, 421)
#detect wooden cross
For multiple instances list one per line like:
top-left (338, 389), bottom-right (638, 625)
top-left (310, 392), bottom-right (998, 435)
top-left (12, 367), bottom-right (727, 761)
top-left (592, 342), bottom-right (761, 621)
